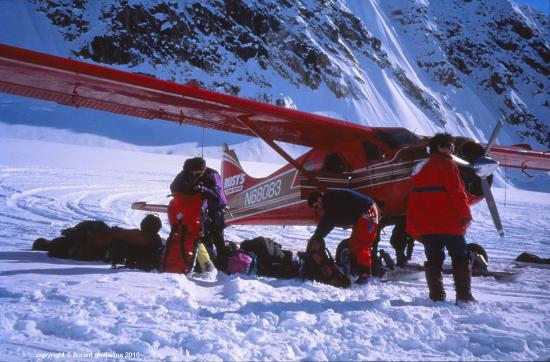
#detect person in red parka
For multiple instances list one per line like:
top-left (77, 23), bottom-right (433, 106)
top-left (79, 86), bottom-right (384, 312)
top-left (406, 133), bottom-right (476, 304)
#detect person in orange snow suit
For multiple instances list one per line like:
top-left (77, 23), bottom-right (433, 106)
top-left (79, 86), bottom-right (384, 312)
top-left (406, 132), bottom-right (476, 304)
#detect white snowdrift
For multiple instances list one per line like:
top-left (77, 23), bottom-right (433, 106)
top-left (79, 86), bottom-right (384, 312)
top-left (1, 137), bottom-right (550, 361)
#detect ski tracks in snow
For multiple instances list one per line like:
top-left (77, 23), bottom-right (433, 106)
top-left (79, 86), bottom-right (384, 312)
top-left (1, 152), bottom-right (550, 360)
top-left (0, 166), bottom-right (170, 242)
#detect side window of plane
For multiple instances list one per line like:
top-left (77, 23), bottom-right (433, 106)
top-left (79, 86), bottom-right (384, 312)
top-left (303, 160), bottom-right (316, 171)
top-left (321, 153), bottom-right (347, 173)
top-left (363, 140), bottom-right (383, 161)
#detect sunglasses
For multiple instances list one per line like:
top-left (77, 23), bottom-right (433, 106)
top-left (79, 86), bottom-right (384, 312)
top-left (190, 169), bottom-right (204, 177)
top-left (444, 143), bottom-right (455, 150)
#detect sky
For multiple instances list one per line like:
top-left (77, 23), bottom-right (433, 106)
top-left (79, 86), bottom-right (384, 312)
top-left (514, 0), bottom-right (549, 12)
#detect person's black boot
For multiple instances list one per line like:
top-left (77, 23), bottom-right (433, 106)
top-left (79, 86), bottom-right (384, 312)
top-left (452, 257), bottom-right (477, 305)
top-left (395, 250), bottom-right (407, 268)
top-left (424, 259), bottom-right (446, 302)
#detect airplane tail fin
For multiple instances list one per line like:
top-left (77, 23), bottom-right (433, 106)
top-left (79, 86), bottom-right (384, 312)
top-left (221, 143), bottom-right (255, 202)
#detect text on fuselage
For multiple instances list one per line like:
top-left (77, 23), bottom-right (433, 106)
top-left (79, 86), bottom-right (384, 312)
top-left (224, 173), bottom-right (246, 195)
top-left (244, 179), bottom-right (282, 206)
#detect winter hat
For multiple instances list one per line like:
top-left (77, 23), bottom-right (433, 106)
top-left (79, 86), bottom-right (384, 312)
top-left (183, 157), bottom-right (206, 171)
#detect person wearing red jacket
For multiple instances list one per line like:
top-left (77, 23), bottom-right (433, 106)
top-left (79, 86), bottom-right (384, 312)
top-left (406, 133), bottom-right (476, 304)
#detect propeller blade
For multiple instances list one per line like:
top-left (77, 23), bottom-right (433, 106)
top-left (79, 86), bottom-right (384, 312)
top-left (484, 119), bottom-right (503, 156)
top-left (480, 177), bottom-right (504, 238)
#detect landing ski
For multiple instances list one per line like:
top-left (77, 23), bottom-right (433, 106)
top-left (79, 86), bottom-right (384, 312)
top-left (469, 269), bottom-right (521, 281)
top-left (380, 267), bottom-right (424, 282)
top-left (381, 263), bottom-right (521, 282)
top-left (514, 262), bottom-right (550, 270)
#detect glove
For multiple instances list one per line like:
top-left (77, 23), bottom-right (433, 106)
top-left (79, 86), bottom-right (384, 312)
top-left (193, 184), bottom-right (205, 193)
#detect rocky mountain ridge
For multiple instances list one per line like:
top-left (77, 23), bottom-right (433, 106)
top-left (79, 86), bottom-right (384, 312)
top-left (13, 0), bottom-right (550, 147)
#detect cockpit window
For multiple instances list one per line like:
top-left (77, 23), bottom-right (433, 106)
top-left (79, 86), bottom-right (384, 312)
top-left (374, 129), bottom-right (421, 148)
top-left (321, 153), bottom-right (347, 173)
top-left (363, 141), bottom-right (382, 161)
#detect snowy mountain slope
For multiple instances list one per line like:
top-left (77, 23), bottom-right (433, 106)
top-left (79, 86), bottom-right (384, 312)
top-left (1, 137), bottom-right (550, 361)
top-left (1, 2), bottom-right (550, 359)
top-left (0, 0), bottom-right (548, 148)
top-left (381, 0), bottom-right (549, 145)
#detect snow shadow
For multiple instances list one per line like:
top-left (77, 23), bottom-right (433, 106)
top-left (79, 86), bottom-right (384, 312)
top-left (0, 267), bottom-right (124, 277)
top-left (0, 250), bottom-right (111, 267)
top-left (389, 298), bottom-right (438, 307)
top-left (0, 250), bottom-right (52, 264)
top-left (0, 251), bottom-right (129, 276)
top-left (199, 298), bottom-right (383, 319)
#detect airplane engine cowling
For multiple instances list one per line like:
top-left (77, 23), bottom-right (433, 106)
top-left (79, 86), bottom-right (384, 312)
top-left (454, 138), bottom-right (493, 197)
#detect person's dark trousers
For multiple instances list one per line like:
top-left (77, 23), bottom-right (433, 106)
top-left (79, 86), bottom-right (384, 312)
top-left (390, 220), bottom-right (414, 267)
top-left (204, 209), bottom-right (226, 269)
top-left (423, 234), bottom-right (474, 303)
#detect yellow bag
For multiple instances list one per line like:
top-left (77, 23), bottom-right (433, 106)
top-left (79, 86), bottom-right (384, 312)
top-left (196, 243), bottom-right (214, 273)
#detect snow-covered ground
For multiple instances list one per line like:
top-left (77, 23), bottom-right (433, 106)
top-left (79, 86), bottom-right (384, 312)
top-left (1, 136), bottom-right (550, 361)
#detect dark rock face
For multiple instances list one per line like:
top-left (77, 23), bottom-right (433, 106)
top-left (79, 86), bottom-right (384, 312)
top-left (35, 0), bottom-right (89, 41)
top-left (30, 0), bottom-right (549, 147)
top-left (30, 0), bottom-right (439, 109)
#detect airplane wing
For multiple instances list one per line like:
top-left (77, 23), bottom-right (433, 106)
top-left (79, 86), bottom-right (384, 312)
top-left (1, 43), bottom-right (549, 172)
top-left (0, 43), bottom-right (373, 148)
top-left (488, 145), bottom-right (550, 172)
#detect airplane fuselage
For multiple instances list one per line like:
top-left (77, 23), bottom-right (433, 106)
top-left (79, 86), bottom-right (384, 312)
top-left (222, 131), bottom-right (487, 226)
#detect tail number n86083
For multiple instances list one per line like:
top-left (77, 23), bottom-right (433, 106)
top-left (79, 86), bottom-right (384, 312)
top-left (244, 180), bottom-right (282, 206)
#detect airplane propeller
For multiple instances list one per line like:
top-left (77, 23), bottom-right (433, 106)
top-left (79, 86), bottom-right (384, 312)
top-left (479, 120), bottom-right (504, 238)
top-left (453, 120), bottom-right (504, 238)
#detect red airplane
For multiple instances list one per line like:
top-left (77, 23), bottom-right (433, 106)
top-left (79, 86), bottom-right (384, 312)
top-left (1, 43), bottom-right (549, 248)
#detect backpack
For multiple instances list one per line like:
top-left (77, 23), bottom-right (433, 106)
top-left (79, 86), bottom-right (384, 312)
top-left (239, 237), bottom-right (298, 278)
top-left (48, 220), bottom-right (111, 260)
top-left (301, 238), bottom-right (351, 288)
top-left (162, 193), bottom-right (203, 273)
top-left (47, 236), bottom-right (78, 259)
top-left (220, 241), bottom-right (256, 275)
top-left (110, 238), bottom-right (162, 271)
top-left (226, 252), bottom-right (255, 275)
